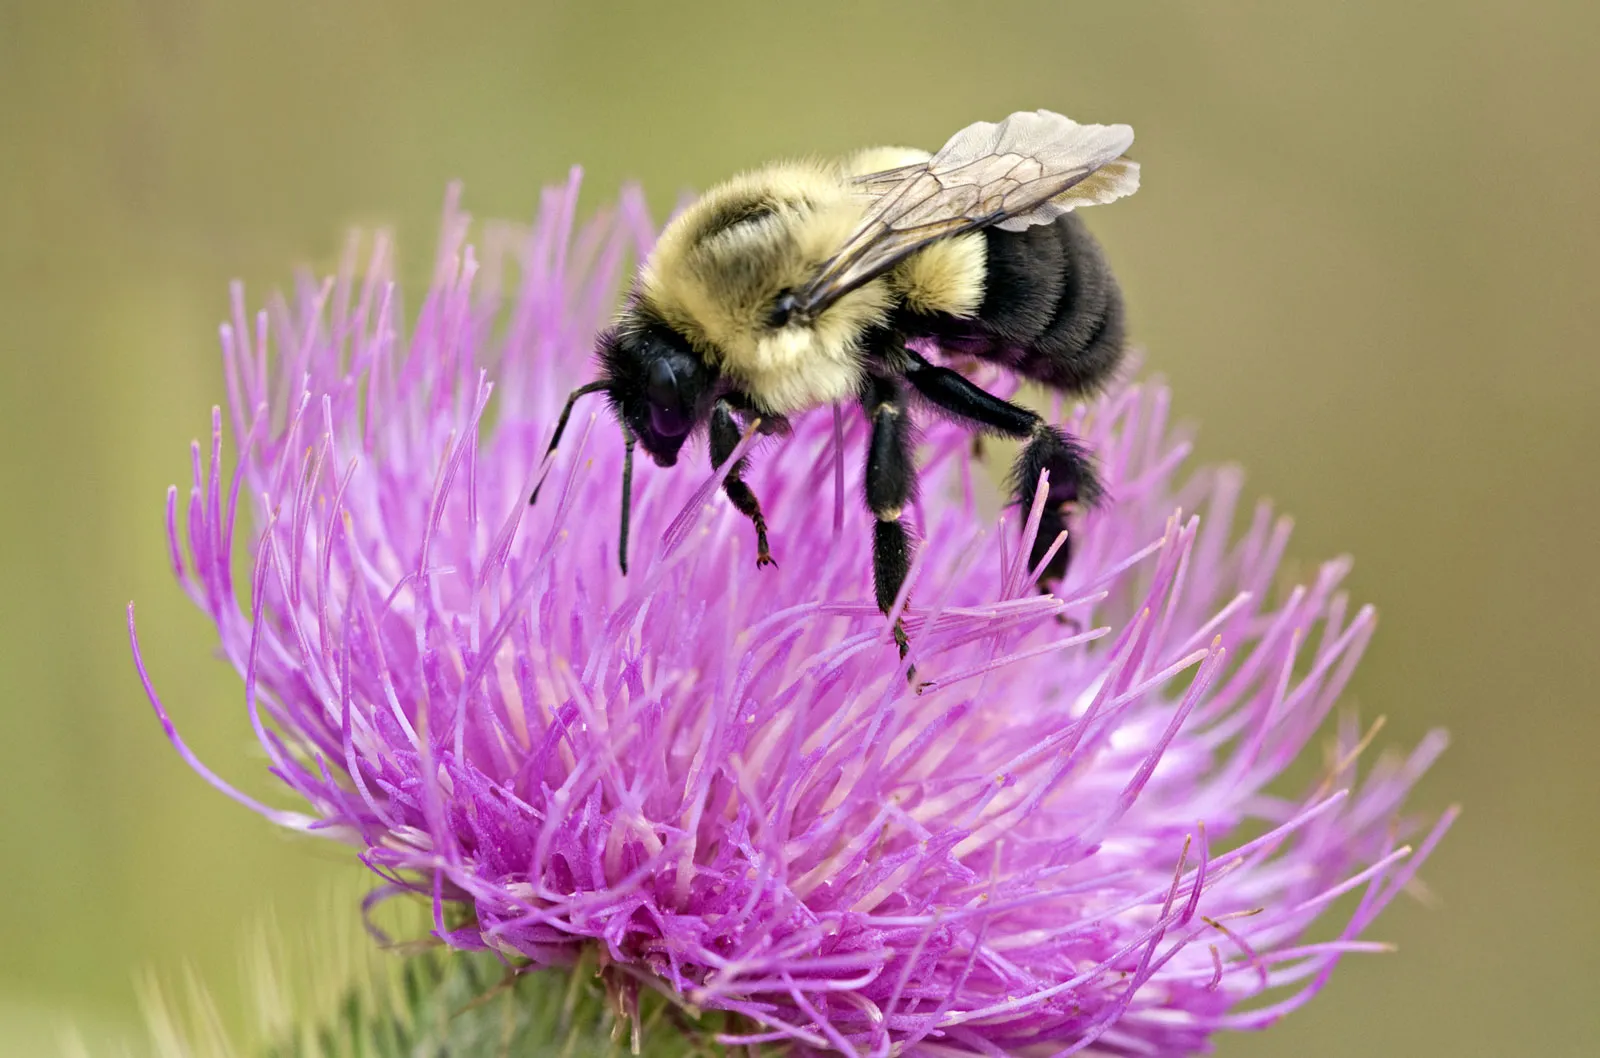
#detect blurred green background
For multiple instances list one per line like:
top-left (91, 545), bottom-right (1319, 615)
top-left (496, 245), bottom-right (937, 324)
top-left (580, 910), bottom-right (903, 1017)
top-left (2, 0), bottom-right (1596, 1054)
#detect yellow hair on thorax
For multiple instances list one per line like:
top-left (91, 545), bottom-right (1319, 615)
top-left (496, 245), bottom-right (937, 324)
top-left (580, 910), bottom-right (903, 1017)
top-left (639, 160), bottom-right (889, 415)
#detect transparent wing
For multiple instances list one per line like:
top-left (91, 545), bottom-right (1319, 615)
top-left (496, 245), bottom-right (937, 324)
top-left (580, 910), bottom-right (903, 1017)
top-left (794, 110), bottom-right (1139, 318)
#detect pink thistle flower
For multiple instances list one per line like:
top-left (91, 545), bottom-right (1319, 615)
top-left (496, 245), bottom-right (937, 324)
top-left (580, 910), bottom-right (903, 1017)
top-left (132, 175), bottom-right (1453, 1056)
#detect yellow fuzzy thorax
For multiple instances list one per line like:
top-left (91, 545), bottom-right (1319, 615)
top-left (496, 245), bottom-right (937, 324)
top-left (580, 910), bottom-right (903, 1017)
top-left (637, 155), bottom-right (986, 416)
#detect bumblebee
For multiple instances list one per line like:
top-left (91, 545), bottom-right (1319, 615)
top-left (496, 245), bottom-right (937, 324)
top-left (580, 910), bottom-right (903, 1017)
top-left (536, 110), bottom-right (1139, 660)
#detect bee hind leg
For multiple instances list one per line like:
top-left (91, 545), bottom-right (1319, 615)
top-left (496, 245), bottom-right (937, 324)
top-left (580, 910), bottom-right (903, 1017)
top-left (902, 352), bottom-right (1101, 591)
top-left (710, 397), bottom-right (776, 568)
top-left (1009, 425), bottom-right (1103, 589)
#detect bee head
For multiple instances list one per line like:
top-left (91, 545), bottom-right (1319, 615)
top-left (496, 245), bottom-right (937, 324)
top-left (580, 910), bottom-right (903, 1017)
top-left (598, 325), bottom-right (713, 468)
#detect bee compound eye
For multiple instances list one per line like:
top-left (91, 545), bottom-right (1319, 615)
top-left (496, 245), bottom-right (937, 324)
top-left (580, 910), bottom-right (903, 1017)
top-left (646, 358), bottom-right (679, 407)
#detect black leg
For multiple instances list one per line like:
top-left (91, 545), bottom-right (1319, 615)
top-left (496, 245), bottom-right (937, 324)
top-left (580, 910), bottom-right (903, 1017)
top-left (529, 380), bottom-right (609, 505)
top-left (862, 375), bottom-right (917, 666)
top-left (1009, 426), bottom-right (1101, 586)
top-left (710, 397), bottom-right (776, 568)
top-left (904, 356), bottom-right (1037, 438)
top-left (903, 352), bottom-right (1101, 588)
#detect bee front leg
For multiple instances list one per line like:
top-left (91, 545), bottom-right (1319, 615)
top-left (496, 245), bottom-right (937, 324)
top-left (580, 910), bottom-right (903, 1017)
top-left (709, 397), bottom-right (776, 568)
top-left (863, 375), bottom-right (917, 671)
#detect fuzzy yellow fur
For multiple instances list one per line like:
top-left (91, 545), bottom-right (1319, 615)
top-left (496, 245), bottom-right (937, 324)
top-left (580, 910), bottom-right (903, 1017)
top-left (890, 233), bottom-right (985, 318)
top-left (846, 147), bottom-right (986, 317)
top-left (642, 161), bottom-right (888, 415)
top-left (638, 149), bottom-right (987, 415)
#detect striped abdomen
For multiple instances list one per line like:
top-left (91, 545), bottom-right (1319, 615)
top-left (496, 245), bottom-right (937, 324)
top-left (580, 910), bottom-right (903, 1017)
top-left (917, 213), bottom-right (1126, 396)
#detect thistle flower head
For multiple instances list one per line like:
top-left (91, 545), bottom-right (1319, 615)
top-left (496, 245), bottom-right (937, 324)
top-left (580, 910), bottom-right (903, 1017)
top-left (134, 175), bottom-right (1453, 1056)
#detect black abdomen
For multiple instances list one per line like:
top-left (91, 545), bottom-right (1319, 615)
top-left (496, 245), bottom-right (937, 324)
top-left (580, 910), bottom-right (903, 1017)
top-left (917, 214), bottom-right (1126, 396)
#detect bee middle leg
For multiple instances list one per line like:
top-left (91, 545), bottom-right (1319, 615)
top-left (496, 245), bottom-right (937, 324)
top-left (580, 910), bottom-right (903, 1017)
top-left (902, 354), bottom-right (1101, 587)
top-left (710, 397), bottom-right (776, 568)
top-left (863, 375), bottom-right (916, 667)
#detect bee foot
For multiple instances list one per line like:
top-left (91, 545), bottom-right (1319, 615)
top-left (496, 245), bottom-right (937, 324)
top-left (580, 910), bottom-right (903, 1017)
top-left (892, 618), bottom-right (917, 685)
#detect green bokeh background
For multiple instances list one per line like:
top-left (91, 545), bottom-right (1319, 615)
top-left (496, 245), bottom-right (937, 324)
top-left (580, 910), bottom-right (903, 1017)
top-left (3, 1), bottom-right (1596, 1054)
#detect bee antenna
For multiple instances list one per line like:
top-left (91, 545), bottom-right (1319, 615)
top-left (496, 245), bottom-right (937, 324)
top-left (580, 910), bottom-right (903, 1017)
top-left (529, 380), bottom-right (610, 505)
top-left (618, 427), bottom-right (636, 575)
